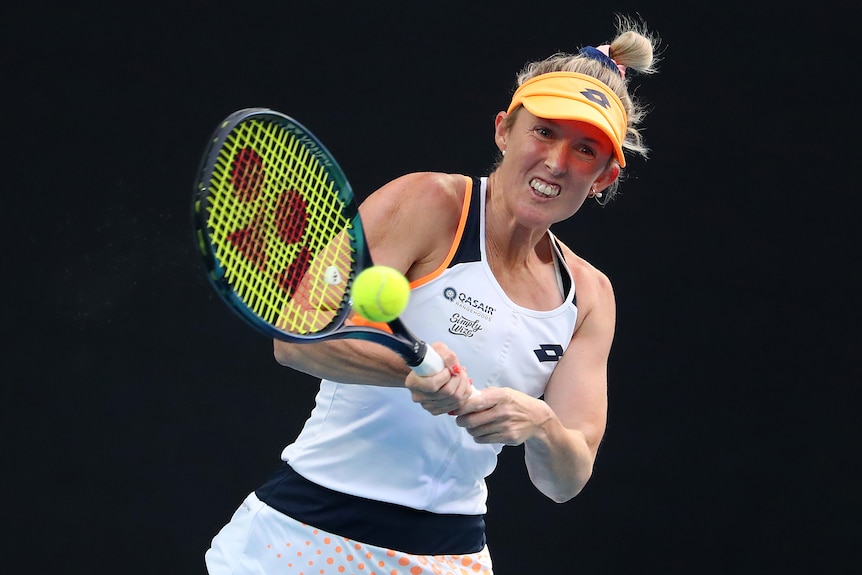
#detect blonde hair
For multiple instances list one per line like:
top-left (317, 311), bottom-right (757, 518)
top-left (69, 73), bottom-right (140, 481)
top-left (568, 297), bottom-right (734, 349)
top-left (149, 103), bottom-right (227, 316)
top-left (504, 15), bottom-right (660, 201)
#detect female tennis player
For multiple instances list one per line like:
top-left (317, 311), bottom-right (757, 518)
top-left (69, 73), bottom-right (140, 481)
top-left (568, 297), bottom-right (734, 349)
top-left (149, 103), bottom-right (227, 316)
top-left (207, 16), bottom-right (660, 574)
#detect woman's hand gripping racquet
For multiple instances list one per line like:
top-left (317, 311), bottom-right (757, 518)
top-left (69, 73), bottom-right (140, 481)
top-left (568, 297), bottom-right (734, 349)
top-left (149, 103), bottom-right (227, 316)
top-left (192, 108), bottom-right (445, 375)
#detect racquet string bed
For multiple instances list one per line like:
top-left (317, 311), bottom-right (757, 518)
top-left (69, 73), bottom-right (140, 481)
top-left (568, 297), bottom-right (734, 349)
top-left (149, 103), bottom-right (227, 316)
top-left (206, 118), bottom-right (355, 335)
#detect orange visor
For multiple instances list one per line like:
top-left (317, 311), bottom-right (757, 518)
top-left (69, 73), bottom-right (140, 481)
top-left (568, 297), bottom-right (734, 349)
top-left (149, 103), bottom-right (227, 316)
top-left (507, 72), bottom-right (628, 167)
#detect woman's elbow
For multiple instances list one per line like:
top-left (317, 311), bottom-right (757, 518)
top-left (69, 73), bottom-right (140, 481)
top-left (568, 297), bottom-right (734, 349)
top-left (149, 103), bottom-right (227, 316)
top-left (547, 482), bottom-right (586, 503)
top-left (541, 476), bottom-right (589, 503)
top-left (530, 463), bottom-right (593, 503)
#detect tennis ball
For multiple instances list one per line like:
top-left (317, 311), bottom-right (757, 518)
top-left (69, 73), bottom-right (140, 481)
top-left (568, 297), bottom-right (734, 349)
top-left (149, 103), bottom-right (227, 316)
top-left (351, 265), bottom-right (410, 322)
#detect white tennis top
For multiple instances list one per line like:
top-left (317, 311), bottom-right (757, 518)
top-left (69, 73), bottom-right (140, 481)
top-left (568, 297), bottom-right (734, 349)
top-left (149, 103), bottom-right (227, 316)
top-left (281, 176), bottom-right (579, 515)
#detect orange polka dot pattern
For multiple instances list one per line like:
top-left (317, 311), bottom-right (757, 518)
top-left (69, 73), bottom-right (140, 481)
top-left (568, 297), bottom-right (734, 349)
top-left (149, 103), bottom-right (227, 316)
top-left (263, 522), bottom-right (493, 575)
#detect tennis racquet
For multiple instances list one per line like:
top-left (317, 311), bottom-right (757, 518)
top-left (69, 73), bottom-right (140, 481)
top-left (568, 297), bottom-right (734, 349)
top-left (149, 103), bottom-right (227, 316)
top-left (192, 108), bottom-right (445, 376)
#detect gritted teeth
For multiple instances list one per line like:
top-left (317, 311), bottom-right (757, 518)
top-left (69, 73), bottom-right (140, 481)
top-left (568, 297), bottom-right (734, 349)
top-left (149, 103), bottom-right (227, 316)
top-left (530, 178), bottom-right (560, 198)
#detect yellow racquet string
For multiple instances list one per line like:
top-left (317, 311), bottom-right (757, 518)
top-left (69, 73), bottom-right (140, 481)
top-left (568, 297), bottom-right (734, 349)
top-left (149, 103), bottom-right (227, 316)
top-left (206, 119), bottom-right (354, 334)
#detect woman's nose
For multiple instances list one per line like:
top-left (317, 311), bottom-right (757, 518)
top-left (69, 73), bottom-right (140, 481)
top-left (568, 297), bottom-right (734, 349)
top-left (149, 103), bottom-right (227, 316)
top-left (544, 142), bottom-right (569, 176)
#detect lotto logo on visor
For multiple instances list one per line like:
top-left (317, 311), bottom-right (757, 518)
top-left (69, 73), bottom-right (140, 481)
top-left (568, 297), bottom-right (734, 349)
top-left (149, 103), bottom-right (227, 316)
top-left (507, 72), bottom-right (628, 166)
top-left (582, 89), bottom-right (611, 109)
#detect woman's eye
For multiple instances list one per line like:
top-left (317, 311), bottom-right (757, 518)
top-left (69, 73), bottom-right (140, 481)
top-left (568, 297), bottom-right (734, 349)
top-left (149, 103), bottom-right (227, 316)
top-left (534, 126), bottom-right (553, 138)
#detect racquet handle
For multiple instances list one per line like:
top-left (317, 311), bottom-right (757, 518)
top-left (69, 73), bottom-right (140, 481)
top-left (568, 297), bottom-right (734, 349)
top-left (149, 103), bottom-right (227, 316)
top-left (410, 344), bottom-right (446, 376)
top-left (411, 346), bottom-right (482, 398)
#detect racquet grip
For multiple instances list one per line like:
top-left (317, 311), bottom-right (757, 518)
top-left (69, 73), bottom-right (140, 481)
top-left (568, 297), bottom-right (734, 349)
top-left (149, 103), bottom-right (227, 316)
top-left (411, 347), bottom-right (482, 398)
top-left (410, 345), bottom-right (446, 376)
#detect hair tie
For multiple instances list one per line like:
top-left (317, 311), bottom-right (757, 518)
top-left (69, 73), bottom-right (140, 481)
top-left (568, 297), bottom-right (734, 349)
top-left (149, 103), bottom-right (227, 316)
top-left (579, 45), bottom-right (626, 78)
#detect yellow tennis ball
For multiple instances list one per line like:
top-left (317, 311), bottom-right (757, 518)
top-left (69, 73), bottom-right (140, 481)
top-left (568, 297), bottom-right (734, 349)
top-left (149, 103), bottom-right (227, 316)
top-left (351, 265), bottom-right (410, 322)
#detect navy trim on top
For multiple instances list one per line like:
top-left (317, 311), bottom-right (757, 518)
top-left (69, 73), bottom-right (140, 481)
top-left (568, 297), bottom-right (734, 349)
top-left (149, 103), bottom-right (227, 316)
top-left (551, 237), bottom-right (576, 306)
top-left (448, 177), bottom-right (483, 266)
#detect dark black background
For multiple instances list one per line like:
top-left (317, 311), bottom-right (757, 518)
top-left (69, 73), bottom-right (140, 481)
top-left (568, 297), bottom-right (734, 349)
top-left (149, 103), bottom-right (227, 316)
top-left (3, 1), bottom-right (856, 573)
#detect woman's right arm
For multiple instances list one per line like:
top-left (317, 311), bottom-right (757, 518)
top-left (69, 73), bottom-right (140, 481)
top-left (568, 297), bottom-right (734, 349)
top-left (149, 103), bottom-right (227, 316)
top-left (272, 172), bottom-right (468, 387)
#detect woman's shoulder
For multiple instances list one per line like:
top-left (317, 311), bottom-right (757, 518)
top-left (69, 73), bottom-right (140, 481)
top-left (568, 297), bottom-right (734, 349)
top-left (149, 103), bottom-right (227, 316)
top-left (378, 172), bottom-right (469, 206)
top-left (360, 173), bottom-right (470, 277)
top-left (363, 172), bottom-right (469, 229)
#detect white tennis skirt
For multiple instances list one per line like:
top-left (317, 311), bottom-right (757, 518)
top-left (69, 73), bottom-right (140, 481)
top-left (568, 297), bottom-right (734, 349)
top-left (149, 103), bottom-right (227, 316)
top-left (206, 492), bottom-right (494, 575)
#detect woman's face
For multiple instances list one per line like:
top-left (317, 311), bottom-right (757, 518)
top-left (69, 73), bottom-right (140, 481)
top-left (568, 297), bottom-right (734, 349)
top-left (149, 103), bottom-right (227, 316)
top-left (493, 108), bottom-right (619, 227)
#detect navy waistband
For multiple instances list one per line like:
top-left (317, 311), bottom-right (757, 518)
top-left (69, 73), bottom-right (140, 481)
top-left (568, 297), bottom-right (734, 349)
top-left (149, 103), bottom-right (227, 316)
top-left (255, 463), bottom-right (486, 555)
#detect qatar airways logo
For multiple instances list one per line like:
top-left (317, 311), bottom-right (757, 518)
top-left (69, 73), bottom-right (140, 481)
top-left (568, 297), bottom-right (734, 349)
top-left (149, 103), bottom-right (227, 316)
top-left (442, 287), bottom-right (495, 318)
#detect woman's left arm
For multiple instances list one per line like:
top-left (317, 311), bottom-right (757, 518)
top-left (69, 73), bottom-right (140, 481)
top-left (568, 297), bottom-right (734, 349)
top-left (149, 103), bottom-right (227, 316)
top-left (454, 262), bottom-right (615, 503)
top-left (523, 267), bottom-right (615, 501)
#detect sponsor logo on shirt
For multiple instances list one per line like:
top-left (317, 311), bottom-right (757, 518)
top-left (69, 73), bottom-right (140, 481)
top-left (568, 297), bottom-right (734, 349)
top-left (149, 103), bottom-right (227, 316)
top-left (533, 344), bottom-right (564, 362)
top-left (442, 287), bottom-right (495, 319)
top-left (449, 314), bottom-right (482, 337)
top-left (442, 287), bottom-right (492, 337)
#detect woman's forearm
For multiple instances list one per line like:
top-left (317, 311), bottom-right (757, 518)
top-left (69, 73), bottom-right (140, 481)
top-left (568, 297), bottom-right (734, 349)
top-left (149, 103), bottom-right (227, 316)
top-left (273, 339), bottom-right (410, 387)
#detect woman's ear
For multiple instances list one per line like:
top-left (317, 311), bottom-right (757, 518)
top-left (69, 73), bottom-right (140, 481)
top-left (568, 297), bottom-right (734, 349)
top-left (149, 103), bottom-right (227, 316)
top-left (594, 162), bottom-right (621, 193)
top-left (494, 111), bottom-right (509, 153)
